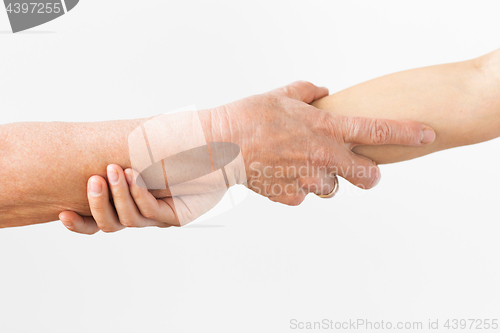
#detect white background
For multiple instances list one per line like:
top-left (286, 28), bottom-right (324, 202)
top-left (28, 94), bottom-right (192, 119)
top-left (0, 1), bottom-right (500, 332)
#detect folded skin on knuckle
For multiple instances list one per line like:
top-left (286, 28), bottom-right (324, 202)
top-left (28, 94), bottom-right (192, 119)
top-left (340, 116), bottom-right (358, 140)
top-left (370, 119), bottom-right (391, 144)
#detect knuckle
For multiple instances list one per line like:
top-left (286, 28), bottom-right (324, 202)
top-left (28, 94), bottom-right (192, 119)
top-left (89, 200), bottom-right (103, 211)
top-left (282, 85), bottom-right (295, 97)
top-left (120, 217), bottom-right (137, 228)
top-left (130, 188), bottom-right (144, 202)
top-left (110, 190), bottom-right (128, 202)
top-left (281, 194), bottom-right (305, 206)
top-left (295, 80), bottom-right (313, 89)
top-left (266, 92), bottom-right (281, 106)
top-left (290, 195), bottom-right (305, 206)
top-left (261, 92), bottom-right (281, 108)
top-left (339, 115), bottom-right (357, 140)
top-left (100, 227), bottom-right (117, 233)
top-left (141, 209), bottom-right (157, 220)
top-left (311, 146), bottom-right (329, 164)
top-left (370, 119), bottom-right (392, 144)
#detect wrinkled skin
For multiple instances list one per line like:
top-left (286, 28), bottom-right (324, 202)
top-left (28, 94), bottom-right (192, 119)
top-left (207, 81), bottom-right (433, 205)
top-left (59, 81), bottom-right (434, 234)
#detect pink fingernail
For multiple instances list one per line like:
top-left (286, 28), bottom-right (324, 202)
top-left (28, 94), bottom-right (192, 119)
top-left (89, 179), bottom-right (102, 197)
top-left (107, 166), bottom-right (119, 185)
top-left (420, 128), bottom-right (435, 144)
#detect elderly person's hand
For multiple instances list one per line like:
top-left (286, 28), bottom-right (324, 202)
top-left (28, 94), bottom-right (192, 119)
top-left (59, 81), bottom-right (435, 234)
top-left (209, 80), bottom-right (434, 204)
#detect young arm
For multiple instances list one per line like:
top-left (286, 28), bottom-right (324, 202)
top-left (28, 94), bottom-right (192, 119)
top-left (312, 49), bottom-right (500, 164)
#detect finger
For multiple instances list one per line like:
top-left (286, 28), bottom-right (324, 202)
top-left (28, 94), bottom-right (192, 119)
top-left (340, 116), bottom-right (436, 146)
top-left (316, 179), bottom-right (339, 199)
top-left (87, 175), bottom-right (125, 233)
top-left (269, 190), bottom-right (307, 206)
top-left (126, 168), bottom-right (178, 226)
top-left (59, 211), bottom-right (100, 235)
top-left (298, 167), bottom-right (339, 197)
top-left (107, 165), bottom-right (166, 228)
top-left (334, 150), bottom-right (381, 190)
top-left (312, 175), bottom-right (340, 198)
top-left (277, 81), bottom-right (329, 104)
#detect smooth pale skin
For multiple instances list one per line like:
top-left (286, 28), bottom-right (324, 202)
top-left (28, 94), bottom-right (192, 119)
top-left (313, 49), bottom-right (500, 164)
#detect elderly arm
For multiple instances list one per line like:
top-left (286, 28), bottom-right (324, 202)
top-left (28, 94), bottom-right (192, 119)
top-left (0, 120), bottom-right (142, 227)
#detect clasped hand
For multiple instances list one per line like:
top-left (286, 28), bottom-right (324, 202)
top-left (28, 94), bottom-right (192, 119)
top-left (59, 81), bottom-right (435, 234)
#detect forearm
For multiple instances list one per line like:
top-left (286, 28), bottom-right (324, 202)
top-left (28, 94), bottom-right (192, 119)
top-left (0, 119), bottom-right (143, 227)
top-left (313, 49), bottom-right (500, 164)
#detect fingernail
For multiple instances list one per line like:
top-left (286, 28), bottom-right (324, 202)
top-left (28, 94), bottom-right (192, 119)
top-left (420, 127), bottom-right (436, 144)
top-left (89, 179), bottom-right (102, 197)
top-left (107, 166), bottom-right (119, 185)
top-left (125, 170), bottom-right (133, 185)
top-left (61, 219), bottom-right (73, 230)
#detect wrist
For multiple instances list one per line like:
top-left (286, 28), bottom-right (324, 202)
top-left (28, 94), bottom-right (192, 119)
top-left (199, 107), bottom-right (247, 186)
top-left (199, 106), bottom-right (234, 145)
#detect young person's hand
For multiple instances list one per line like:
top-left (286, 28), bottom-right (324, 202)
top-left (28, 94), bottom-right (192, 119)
top-left (59, 164), bottom-right (226, 234)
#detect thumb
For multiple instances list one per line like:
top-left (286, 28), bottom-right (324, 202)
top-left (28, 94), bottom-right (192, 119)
top-left (276, 81), bottom-right (329, 104)
top-left (340, 116), bottom-right (436, 146)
